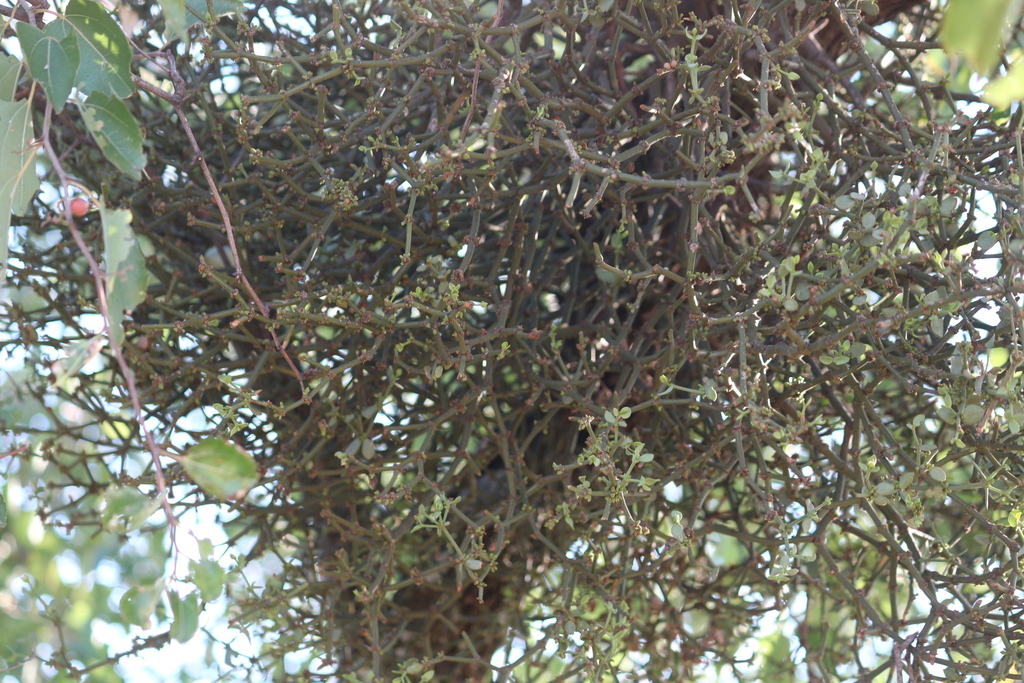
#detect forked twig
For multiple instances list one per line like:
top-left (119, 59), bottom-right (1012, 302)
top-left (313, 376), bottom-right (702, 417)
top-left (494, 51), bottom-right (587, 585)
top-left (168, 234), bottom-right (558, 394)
top-left (138, 53), bottom-right (306, 394)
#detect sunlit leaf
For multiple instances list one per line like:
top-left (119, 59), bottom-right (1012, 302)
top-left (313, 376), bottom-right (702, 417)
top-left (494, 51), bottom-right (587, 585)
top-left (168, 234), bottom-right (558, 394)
top-left (985, 57), bottom-right (1024, 108)
top-left (191, 558), bottom-right (225, 601)
top-left (989, 346), bottom-right (1010, 368)
top-left (81, 92), bottom-right (145, 179)
top-left (757, 629), bottom-right (794, 680)
top-left (159, 0), bottom-right (187, 39)
top-left (0, 99), bottom-right (40, 283)
top-left (169, 591), bottom-right (200, 642)
top-left (64, 0), bottom-right (134, 97)
top-left (119, 580), bottom-right (164, 627)
top-left (939, 0), bottom-right (1014, 75)
top-left (181, 438), bottom-right (259, 500)
top-left (100, 205), bottom-right (147, 348)
top-left (0, 492), bottom-right (6, 528)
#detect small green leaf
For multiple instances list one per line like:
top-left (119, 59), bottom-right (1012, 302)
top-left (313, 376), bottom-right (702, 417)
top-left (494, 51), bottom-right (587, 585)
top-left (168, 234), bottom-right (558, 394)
top-left (961, 402), bottom-right (986, 426)
top-left (0, 55), bottom-right (22, 101)
top-left (81, 93), bottom-right (145, 179)
top-left (100, 206), bottom-right (148, 348)
top-left (181, 438), bottom-right (259, 500)
top-left (988, 347), bottom-right (1010, 368)
top-left (64, 0), bottom-right (134, 97)
top-left (191, 558), bottom-right (225, 601)
top-left (169, 591), bottom-right (200, 642)
top-left (0, 491), bottom-right (6, 528)
top-left (17, 20), bottom-right (79, 113)
top-left (976, 229), bottom-right (999, 253)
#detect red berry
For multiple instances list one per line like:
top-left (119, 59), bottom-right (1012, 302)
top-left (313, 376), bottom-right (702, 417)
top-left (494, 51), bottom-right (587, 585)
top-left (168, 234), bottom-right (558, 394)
top-left (69, 197), bottom-right (89, 218)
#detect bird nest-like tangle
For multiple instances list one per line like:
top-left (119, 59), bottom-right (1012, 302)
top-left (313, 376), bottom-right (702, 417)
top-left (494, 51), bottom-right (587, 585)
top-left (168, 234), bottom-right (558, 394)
top-left (8, 0), bottom-right (1024, 681)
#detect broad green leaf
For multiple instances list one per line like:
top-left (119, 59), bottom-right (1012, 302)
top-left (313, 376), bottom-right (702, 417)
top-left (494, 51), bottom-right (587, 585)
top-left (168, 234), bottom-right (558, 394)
top-left (0, 99), bottom-right (40, 283)
top-left (50, 334), bottom-right (106, 387)
top-left (160, 0), bottom-right (187, 39)
top-left (0, 101), bottom-right (38, 214)
top-left (0, 55), bottom-right (22, 101)
top-left (985, 57), bottom-right (1024, 108)
top-left (185, 0), bottom-right (243, 25)
top-left (181, 438), bottom-right (259, 500)
top-left (43, 15), bottom-right (75, 41)
top-left (191, 558), bottom-right (225, 601)
top-left (64, 0), bottom-right (133, 98)
top-left (119, 580), bottom-right (164, 627)
top-left (0, 491), bottom-right (6, 528)
top-left (81, 92), bottom-right (145, 179)
top-left (17, 21), bottom-right (79, 113)
top-left (169, 591), bottom-right (200, 642)
top-left (939, 0), bottom-right (1014, 75)
top-left (100, 205), bottom-right (147, 348)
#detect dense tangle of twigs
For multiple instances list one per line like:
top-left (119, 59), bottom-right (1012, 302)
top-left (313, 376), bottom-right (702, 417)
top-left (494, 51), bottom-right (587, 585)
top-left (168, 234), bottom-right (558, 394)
top-left (7, 0), bottom-right (1024, 680)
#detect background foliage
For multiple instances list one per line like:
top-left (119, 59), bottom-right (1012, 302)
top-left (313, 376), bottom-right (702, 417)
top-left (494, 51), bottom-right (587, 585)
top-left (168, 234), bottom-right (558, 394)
top-left (3, 0), bottom-right (1024, 681)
